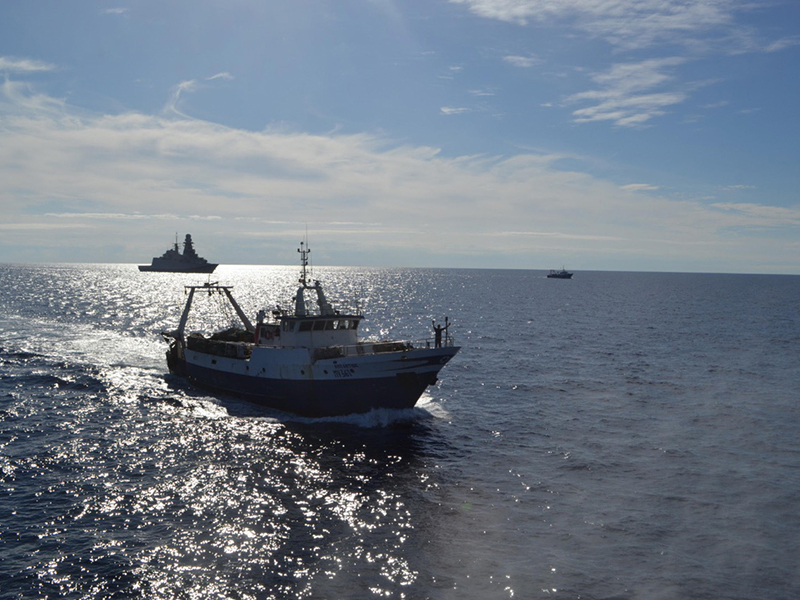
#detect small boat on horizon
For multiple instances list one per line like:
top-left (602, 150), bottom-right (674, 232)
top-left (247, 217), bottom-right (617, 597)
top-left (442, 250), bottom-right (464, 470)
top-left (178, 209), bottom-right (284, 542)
top-left (547, 267), bottom-right (573, 279)
top-left (138, 234), bottom-right (218, 273)
top-left (161, 242), bottom-right (460, 417)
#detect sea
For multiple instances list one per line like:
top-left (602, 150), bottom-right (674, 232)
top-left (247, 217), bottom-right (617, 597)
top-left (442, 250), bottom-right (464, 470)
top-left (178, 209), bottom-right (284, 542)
top-left (1, 264), bottom-right (798, 600)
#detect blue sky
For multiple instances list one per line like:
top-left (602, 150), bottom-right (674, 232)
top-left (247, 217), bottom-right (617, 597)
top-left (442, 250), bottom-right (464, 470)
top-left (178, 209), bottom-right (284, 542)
top-left (1, 0), bottom-right (799, 272)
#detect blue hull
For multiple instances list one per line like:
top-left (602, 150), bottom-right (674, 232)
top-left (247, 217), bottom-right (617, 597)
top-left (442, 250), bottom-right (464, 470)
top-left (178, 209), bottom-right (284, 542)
top-left (172, 357), bottom-right (439, 417)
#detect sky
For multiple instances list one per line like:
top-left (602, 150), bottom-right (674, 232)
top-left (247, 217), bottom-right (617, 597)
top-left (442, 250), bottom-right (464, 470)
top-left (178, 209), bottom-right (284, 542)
top-left (1, 0), bottom-right (799, 273)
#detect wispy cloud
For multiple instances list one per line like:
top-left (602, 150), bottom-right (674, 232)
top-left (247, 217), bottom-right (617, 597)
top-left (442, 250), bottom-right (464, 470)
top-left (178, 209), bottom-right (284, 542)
top-left (1, 78), bottom-right (65, 115)
top-left (501, 231), bottom-right (625, 242)
top-left (440, 106), bottom-right (470, 115)
top-left (45, 212), bottom-right (223, 221)
top-left (1, 81), bottom-right (797, 269)
top-left (453, 1), bottom-right (794, 131)
top-left (0, 57), bottom-right (56, 73)
top-left (622, 183), bottom-right (659, 192)
top-left (450, 0), bottom-right (769, 53)
top-left (565, 58), bottom-right (688, 127)
top-left (163, 80), bottom-right (198, 116)
top-left (713, 203), bottom-right (800, 225)
top-left (763, 37), bottom-right (800, 53)
top-left (101, 8), bottom-right (129, 16)
top-left (0, 222), bottom-right (92, 231)
top-left (164, 74), bottom-right (232, 116)
top-left (503, 55), bottom-right (539, 68)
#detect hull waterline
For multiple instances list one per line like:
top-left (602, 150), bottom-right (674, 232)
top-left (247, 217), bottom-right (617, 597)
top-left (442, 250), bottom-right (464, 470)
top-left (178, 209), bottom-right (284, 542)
top-left (139, 264), bottom-right (218, 273)
top-left (167, 345), bottom-right (459, 417)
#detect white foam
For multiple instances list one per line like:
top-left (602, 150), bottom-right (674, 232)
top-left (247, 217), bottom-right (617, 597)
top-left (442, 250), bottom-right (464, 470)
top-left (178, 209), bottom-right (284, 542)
top-left (277, 394), bottom-right (450, 428)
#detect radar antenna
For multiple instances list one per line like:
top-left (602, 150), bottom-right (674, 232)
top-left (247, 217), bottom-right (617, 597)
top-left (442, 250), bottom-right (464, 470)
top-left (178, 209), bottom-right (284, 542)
top-left (298, 240), bottom-right (311, 288)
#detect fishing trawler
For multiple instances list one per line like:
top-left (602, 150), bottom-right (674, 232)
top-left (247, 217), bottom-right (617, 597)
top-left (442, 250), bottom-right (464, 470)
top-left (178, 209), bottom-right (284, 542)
top-left (139, 234), bottom-right (218, 273)
top-left (161, 243), bottom-right (459, 416)
top-left (547, 267), bottom-right (573, 279)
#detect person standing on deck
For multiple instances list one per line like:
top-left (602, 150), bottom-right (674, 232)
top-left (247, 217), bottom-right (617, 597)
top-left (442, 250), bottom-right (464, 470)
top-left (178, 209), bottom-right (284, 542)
top-left (432, 318), bottom-right (449, 348)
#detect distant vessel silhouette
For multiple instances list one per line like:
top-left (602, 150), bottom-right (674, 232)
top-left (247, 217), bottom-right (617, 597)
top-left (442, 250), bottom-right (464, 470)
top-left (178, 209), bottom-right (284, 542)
top-left (547, 267), bottom-right (573, 279)
top-left (138, 234), bottom-right (218, 273)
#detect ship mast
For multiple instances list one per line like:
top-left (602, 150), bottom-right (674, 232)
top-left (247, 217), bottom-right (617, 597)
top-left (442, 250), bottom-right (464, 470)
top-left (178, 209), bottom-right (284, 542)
top-left (298, 240), bottom-right (311, 288)
top-left (294, 239), bottom-right (333, 316)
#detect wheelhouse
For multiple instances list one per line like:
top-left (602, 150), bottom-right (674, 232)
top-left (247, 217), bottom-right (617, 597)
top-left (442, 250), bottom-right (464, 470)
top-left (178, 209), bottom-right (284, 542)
top-left (283, 316), bottom-right (361, 333)
top-left (256, 314), bottom-right (363, 348)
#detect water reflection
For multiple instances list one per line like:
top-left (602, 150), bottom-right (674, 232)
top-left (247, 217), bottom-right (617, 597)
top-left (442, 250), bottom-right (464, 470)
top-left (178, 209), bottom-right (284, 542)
top-left (2, 263), bottom-right (474, 599)
top-left (111, 401), bottom-right (448, 598)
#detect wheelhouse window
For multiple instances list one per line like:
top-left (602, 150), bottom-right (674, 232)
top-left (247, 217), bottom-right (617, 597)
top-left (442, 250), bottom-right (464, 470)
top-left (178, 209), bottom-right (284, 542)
top-left (298, 321), bottom-right (313, 332)
top-left (312, 320), bottom-right (326, 331)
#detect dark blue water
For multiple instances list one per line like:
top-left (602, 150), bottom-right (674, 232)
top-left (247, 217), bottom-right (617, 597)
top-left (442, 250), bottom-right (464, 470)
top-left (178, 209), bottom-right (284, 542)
top-left (1, 264), bottom-right (799, 599)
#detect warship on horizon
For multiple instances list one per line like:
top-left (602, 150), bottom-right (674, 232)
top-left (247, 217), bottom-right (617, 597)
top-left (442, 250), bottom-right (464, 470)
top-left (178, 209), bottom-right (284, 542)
top-left (138, 234), bottom-right (218, 273)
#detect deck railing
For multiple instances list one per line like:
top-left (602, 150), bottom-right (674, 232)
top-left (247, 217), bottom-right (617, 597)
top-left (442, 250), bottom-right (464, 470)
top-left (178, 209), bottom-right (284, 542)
top-left (186, 331), bottom-right (456, 362)
top-left (312, 335), bottom-right (455, 361)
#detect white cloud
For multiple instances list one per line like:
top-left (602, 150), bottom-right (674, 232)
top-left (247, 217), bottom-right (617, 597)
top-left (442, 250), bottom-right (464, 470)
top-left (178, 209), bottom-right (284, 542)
top-left (764, 37), bottom-right (800, 53)
top-left (101, 8), bottom-right (129, 16)
top-left (455, 1), bottom-right (793, 133)
top-left (164, 74), bottom-right (233, 116)
top-left (47, 213), bottom-right (176, 220)
top-left (1, 82), bottom-right (798, 270)
top-left (164, 79), bottom-right (198, 115)
top-left (502, 231), bottom-right (624, 242)
top-left (566, 58), bottom-right (688, 127)
top-left (1, 78), bottom-right (65, 115)
top-left (440, 106), bottom-right (470, 115)
top-left (450, 0), bottom-right (763, 52)
top-left (0, 222), bottom-right (92, 230)
top-left (43, 212), bottom-right (225, 221)
top-left (0, 57), bottom-right (56, 73)
top-left (622, 183), bottom-right (659, 192)
top-left (712, 203), bottom-right (800, 225)
top-left (503, 55), bottom-right (539, 68)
